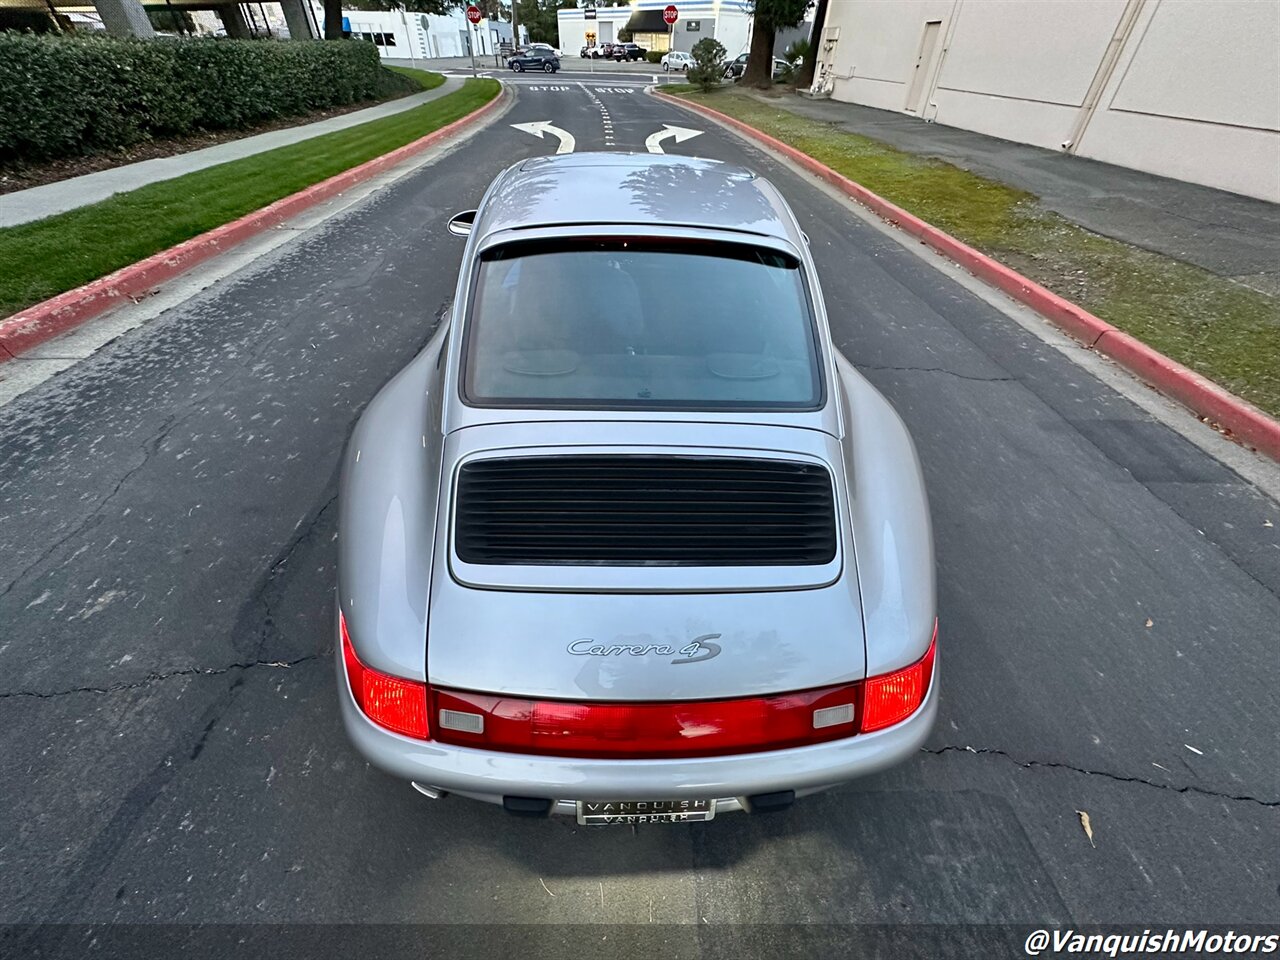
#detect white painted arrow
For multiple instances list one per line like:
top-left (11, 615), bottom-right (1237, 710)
top-left (511, 121), bottom-right (576, 155)
top-left (645, 124), bottom-right (703, 154)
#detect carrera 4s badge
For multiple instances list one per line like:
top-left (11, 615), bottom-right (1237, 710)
top-left (567, 633), bottom-right (723, 665)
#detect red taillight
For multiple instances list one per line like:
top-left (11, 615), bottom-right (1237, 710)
top-left (340, 610), bottom-right (935, 753)
top-left (860, 623), bottom-right (937, 733)
top-left (340, 611), bottom-right (430, 740)
top-left (431, 683), bottom-right (862, 759)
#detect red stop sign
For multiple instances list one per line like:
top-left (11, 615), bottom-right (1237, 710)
top-left (663, 4), bottom-right (678, 25)
top-left (466, 4), bottom-right (482, 24)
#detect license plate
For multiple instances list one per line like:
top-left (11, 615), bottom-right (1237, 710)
top-left (577, 799), bottom-right (715, 825)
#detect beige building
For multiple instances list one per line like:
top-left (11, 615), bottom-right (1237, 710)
top-left (811, 0), bottom-right (1280, 201)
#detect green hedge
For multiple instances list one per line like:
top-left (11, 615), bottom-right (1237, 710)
top-left (0, 34), bottom-right (415, 163)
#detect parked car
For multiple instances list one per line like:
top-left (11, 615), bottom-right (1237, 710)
top-left (661, 50), bottom-right (693, 72)
top-left (612, 41), bottom-right (647, 61)
top-left (508, 47), bottom-right (560, 73)
top-left (589, 42), bottom-right (617, 59)
top-left (722, 53), bottom-right (791, 80)
top-left (337, 152), bottom-right (938, 824)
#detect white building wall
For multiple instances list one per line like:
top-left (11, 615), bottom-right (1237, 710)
top-left (557, 0), bottom-right (753, 57)
top-left (818, 0), bottom-right (1280, 202)
top-left (821, 0), bottom-right (954, 112)
top-left (928, 0), bottom-right (1124, 137)
top-left (343, 8), bottom-right (499, 60)
top-left (713, 5), bottom-right (752, 59)
top-left (557, 8), bottom-right (633, 55)
top-left (1075, 0), bottom-right (1280, 201)
top-left (667, 4), bottom-right (717, 54)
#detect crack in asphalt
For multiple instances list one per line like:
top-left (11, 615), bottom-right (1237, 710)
top-left (855, 363), bottom-right (1018, 383)
top-left (231, 490), bottom-right (339, 665)
top-left (215, 302), bottom-right (444, 666)
top-left (924, 744), bottom-right (1279, 807)
top-left (0, 654), bottom-right (321, 700)
top-left (0, 280), bottom-right (345, 606)
top-left (0, 413), bottom-right (178, 603)
top-left (0, 247), bottom-right (440, 935)
top-left (20, 483), bottom-right (342, 926)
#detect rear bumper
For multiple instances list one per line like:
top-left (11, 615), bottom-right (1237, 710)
top-left (337, 645), bottom-right (938, 813)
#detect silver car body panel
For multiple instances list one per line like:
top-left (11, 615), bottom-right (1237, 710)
top-left (441, 421), bottom-right (847, 593)
top-left (337, 638), bottom-right (938, 804)
top-left (338, 323), bottom-right (448, 682)
top-left (834, 352), bottom-right (937, 677)
top-left (337, 152), bottom-right (936, 808)
top-left (473, 154), bottom-right (801, 244)
top-left (426, 573), bottom-right (865, 701)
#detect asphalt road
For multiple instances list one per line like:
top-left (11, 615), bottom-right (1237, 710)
top-left (0, 81), bottom-right (1277, 956)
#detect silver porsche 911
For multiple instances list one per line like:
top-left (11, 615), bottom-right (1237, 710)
top-left (336, 153), bottom-right (937, 824)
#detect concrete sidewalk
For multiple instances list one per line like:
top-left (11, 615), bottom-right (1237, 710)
top-left (0, 76), bottom-right (463, 229)
top-left (762, 95), bottom-right (1280, 296)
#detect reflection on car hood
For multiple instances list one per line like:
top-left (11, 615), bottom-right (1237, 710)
top-left (474, 153), bottom-right (800, 243)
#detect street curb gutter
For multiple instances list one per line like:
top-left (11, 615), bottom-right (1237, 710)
top-left (0, 82), bottom-right (510, 363)
top-left (655, 91), bottom-right (1280, 464)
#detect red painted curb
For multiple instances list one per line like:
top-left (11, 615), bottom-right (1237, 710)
top-left (0, 83), bottom-right (508, 360)
top-left (1093, 329), bottom-right (1280, 457)
top-left (658, 92), bottom-right (1280, 461)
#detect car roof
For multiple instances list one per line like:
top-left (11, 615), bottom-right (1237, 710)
top-left (474, 153), bottom-right (802, 245)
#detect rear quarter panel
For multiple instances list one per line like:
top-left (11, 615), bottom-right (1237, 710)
top-left (835, 352), bottom-right (937, 676)
top-left (337, 324), bottom-right (449, 681)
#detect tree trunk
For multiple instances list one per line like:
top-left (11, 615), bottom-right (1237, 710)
top-left (796, 0), bottom-right (828, 88)
top-left (323, 0), bottom-right (343, 39)
top-left (740, 19), bottom-right (775, 89)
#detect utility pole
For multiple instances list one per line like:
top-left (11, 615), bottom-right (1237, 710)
top-left (42, 0), bottom-right (64, 32)
top-left (509, 0), bottom-right (519, 50)
top-left (400, 6), bottom-right (417, 70)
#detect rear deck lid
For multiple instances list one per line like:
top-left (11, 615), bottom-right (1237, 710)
top-left (425, 421), bottom-right (865, 700)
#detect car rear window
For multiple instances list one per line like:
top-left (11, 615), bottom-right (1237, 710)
top-left (461, 240), bottom-right (823, 410)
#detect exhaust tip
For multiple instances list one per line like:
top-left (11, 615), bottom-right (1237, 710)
top-left (502, 796), bottom-right (555, 818)
top-left (744, 790), bottom-right (795, 814)
top-left (411, 782), bottom-right (446, 800)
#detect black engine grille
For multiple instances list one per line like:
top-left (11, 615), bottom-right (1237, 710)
top-left (454, 455), bottom-right (837, 566)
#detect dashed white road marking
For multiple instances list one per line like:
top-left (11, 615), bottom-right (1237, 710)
top-left (578, 81), bottom-right (619, 149)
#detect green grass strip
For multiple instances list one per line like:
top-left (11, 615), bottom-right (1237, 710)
top-left (678, 89), bottom-right (1280, 419)
top-left (388, 66), bottom-right (447, 91)
top-left (0, 76), bottom-right (498, 319)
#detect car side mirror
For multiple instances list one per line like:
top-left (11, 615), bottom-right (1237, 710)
top-left (447, 210), bottom-right (477, 237)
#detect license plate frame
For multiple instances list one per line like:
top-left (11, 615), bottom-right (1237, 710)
top-left (576, 799), bottom-right (716, 825)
